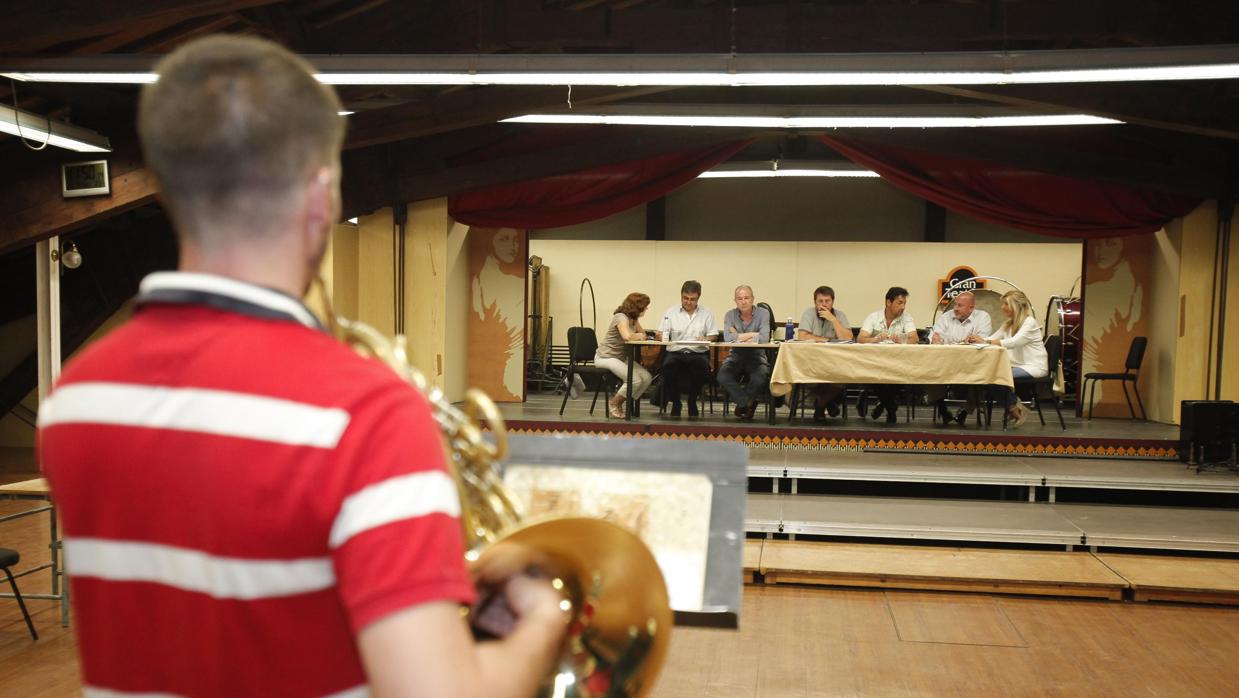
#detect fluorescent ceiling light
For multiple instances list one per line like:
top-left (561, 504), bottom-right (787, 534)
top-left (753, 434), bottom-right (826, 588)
top-left (5, 46), bottom-right (1239, 86)
top-left (502, 113), bottom-right (1120, 128)
top-left (700, 160), bottom-right (879, 178)
top-left (0, 104), bottom-right (111, 152)
top-left (3, 72), bottom-right (158, 84)
top-left (699, 169), bottom-right (879, 178)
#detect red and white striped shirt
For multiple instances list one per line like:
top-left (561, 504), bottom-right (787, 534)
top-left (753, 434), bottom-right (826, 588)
top-left (38, 272), bottom-right (475, 697)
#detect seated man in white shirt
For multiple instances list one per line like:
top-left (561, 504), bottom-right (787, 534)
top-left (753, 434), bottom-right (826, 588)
top-left (858, 286), bottom-right (919, 424)
top-left (927, 291), bottom-right (993, 425)
top-left (657, 280), bottom-right (718, 418)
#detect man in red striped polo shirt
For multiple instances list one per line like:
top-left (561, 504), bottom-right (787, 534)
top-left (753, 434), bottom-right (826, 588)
top-left (37, 35), bottom-right (566, 697)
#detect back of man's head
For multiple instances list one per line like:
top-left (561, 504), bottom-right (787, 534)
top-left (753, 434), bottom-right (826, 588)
top-left (139, 35), bottom-right (345, 245)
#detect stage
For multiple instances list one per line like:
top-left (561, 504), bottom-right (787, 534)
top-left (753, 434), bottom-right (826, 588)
top-left (505, 393), bottom-right (1182, 459)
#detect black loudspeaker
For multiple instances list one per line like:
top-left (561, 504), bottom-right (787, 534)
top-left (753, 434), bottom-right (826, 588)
top-left (1179, 400), bottom-right (1238, 465)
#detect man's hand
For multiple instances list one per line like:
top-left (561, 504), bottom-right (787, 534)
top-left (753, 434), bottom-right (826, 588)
top-left (876, 332), bottom-right (890, 342)
top-left (930, 333), bottom-right (943, 345)
top-left (817, 308), bottom-right (835, 321)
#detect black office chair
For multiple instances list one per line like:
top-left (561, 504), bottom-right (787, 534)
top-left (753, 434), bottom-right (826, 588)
top-left (1083, 336), bottom-right (1147, 420)
top-left (0, 548), bottom-right (37, 640)
top-left (558, 327), bottom-right (620, 417)
top-left (990, 335), bottom-right (1066, 430)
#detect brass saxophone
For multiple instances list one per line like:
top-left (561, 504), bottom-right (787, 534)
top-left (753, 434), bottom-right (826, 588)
top-left (321, 295), bottom-right (673, 698)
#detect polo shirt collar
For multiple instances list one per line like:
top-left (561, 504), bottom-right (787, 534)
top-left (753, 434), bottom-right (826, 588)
top-left (136, 271), bottom-right (325, 331)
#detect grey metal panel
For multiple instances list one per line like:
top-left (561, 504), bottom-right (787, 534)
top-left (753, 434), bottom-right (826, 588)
top-left (771, 494), bottom-right (1085, 546)
top-left (747, 465), bottom-right (788, 478)
top-left (1036, 460), bottom-right (1239, 494)
top-left (745, 493), bottom-right (783, 532)
top-left (505, 434), bottom-right (747, 628)
top-left (1054, 503), bottom-right (1239, 552)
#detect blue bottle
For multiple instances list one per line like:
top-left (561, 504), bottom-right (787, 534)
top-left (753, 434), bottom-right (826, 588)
top-left (784, 318), bottom-right (794, 341)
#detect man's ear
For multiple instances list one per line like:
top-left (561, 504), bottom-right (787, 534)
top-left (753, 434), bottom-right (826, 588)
top-left (303, 167), bottom-right (335, 247)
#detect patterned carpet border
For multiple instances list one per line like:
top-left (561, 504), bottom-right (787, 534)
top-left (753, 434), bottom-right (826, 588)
top-left (505, 420), bottom-right (1180, 460)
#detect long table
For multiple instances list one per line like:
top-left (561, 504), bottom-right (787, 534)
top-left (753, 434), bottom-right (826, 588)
top-left (624, 340), bottom-right (780, 422)
top-left (768, 342), bottom-right (1014, 397)
top-left (622, 340), bottom-right (1015, 424)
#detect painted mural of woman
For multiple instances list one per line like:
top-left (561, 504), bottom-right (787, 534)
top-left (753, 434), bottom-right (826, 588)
top-left (469, 227), bottom-right (526, 401)
top-left (1082, 235), bottom-right (1150, 415)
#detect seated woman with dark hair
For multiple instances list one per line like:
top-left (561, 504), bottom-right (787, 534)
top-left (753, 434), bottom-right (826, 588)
top-left (596, 292), bottom-right (654, 419)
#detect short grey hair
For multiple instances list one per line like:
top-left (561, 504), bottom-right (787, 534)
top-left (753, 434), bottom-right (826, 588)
top-left (734, 285), bottom-right (754, 297)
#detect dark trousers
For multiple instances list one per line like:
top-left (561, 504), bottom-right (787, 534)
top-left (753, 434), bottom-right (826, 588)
top-left (875, 385), bottom-right (899, 412)
top-left (662, 351), bottom-right (710, 405)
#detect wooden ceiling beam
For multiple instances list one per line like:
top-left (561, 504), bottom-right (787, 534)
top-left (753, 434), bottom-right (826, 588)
top-left (0, 0), bottom-right (285, 53)
top-left (394, 126), bottom-right (764, 203)
top-left (69, 18), bottom-right (187, 55)
top-left (909, 83), bottom-right (1239, 142)
top-left (0, 140), bottom-right (159, 256)
top-left (344, 85), bottom-right (675, 149)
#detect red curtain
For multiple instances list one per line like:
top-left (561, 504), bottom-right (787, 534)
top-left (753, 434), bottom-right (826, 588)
top-left (449, 139), bottom-right (751, 229)
top-left (820, 135), bottom-right (1202, 239)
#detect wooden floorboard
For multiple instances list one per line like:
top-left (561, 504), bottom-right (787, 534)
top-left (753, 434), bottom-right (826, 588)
top-left (653, 585), bottom-right (1239, 697)
top-left (1096, 552), bottom-right (1239, 604)
top-left (757, 539), bottom-right (1127, 599)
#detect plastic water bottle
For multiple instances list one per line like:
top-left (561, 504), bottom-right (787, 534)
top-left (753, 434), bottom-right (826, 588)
top-left (785, 318), bottom-right (794, 341)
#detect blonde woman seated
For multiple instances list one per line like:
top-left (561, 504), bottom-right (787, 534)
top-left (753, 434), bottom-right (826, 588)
top-left (968, 290), bottom-right (1049, 427)
top-left (596, 292), bottom-right (654, 419)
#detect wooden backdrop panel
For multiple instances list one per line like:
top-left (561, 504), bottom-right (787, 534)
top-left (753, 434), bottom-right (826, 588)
top-left (467, 227), bottom-right (527, 402)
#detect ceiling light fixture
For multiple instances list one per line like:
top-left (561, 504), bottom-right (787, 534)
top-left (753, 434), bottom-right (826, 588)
top-left (0, 103), bottom-right (111, 152)
top-left (4, 45), bottom-right (1238, 87)
top-left (699, 169), bottom-right (880, 178)
top-left (699, 161), bottom-right (880, 178)
top-left (502, 113), bottom-right (1121, 128)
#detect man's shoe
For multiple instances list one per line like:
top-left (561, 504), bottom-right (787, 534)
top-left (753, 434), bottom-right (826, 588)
top-left (734, 403), bottom-right (746, 418)
top-left (885, 407), bottom-right (898, 424)
top-left (669, 401), bottom-right (682, 417)
top-left (687, 400), bottom-right (699, 418)
top-left (954, 408), bottom-right (970, 426)
top-left (826, 400), bottom-right (841, 418)
top-left (871, 403), bottom-right (885, 421)
top-left (812, 406), bottom-right (827, 423)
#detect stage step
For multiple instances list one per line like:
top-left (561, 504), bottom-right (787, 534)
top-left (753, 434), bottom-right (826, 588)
top-left (742, 539), bottom-right (1239, 605)
top-left (747, 448), bottom-right (1239, 496)
top-left (749, 539), bottom-right (1126, 599)
top-left (1095, 553), bottom-right (1239, 605)
top-left (746, 493), bottom-right (1239, 553)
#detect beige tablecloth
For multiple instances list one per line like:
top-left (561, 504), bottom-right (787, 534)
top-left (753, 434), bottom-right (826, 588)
top-left (768, 342), bottom-right (1014, 397)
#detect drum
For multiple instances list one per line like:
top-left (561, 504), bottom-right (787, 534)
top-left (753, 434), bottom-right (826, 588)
top-left (969, 289), bottom-right (1005, 329)
top-left (1044, 296), bottom-right (1082, 406)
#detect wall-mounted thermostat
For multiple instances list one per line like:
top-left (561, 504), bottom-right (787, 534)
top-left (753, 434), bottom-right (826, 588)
top-left (62, 160), bottom-right (110, 198)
